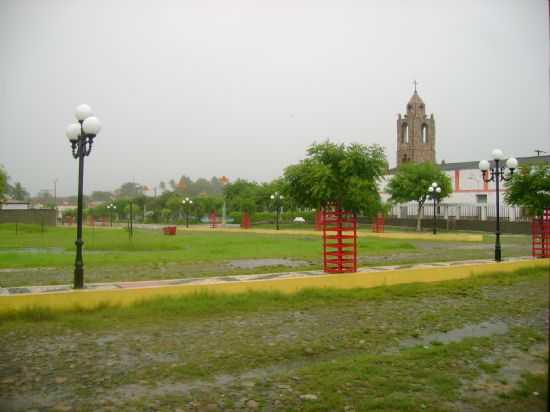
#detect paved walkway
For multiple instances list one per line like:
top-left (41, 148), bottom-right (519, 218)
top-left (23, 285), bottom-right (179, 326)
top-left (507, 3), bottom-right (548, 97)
top-left (0, 256), bottom-right (538, 297)
top-left (133, 224), bottom-right (484, 242)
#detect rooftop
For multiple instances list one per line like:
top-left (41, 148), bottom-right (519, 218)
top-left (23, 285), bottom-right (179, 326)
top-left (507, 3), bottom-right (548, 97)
top-left (388, 154), bottom-right (550, 174)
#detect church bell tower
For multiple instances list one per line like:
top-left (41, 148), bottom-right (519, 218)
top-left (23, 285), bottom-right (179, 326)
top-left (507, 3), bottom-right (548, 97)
top-left (396, 83), bottom-right (436, 167)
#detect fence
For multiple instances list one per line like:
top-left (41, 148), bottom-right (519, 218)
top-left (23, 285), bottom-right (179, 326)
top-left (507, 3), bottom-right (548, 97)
top-left (391, 203), bottom-right (530, 222)
top-left (0, 209), bottom-right (57, 226)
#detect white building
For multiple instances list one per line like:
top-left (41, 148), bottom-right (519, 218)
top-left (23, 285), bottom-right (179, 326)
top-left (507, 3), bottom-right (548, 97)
top-left (0, 199), bottom-right (30, 210)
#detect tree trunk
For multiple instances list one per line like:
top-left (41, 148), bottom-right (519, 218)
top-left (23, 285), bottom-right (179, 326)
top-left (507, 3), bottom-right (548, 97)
top-left (416, 204), bottom-right (423, 232)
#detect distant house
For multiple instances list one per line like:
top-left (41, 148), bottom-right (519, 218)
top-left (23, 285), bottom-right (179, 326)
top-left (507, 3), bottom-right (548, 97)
top-left (0, 199), bottom-right (30, 210)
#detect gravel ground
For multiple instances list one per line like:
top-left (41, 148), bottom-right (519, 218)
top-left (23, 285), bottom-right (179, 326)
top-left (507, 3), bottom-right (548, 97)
top-left (0, 272), bottom-right (547, 411)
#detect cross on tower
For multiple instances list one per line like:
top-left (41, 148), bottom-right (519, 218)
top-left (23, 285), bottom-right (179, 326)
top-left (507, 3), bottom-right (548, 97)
top-left (413, 80), bottom-right (418, 93)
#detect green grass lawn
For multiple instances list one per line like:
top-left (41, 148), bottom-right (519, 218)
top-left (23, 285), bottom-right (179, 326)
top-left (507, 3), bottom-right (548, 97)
top-left (0, 223), bottom-right (532, 287)
top-left (0, 223), bottom-right (413, 267)
top-left (0, 267), bottom-right (547, 411)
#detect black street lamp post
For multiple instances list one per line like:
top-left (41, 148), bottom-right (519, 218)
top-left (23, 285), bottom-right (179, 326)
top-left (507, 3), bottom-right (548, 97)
top-left (182, 197), bottom-right (193, 228)
top-left (270, 192), bottom-right (284, 230)
top-left (107, 203), bottom-right (116, 227)
top-left (66, 104), bottom-right (101, 289)
top-left (427, 182), bottom-right (442, 235)
top-left (128, 201), bottom-right (134, 239)
top-left (478, 149), bottom-right (518, 262)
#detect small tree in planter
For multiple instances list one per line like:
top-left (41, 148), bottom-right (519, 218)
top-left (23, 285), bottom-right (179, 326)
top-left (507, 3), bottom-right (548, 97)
top-left (284, 141), bottom-right (387, 272)
top-left (386, 162), bottom-right (452, 232)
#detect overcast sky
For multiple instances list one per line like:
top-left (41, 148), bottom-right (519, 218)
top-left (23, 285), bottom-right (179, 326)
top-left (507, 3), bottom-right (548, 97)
top-left (0, 0), bottom-right (548, 197)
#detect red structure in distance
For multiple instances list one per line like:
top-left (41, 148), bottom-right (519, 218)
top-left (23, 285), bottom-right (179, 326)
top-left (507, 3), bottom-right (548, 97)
top-left (315, 210), bottom-right (324, 231)
top-left (532, 209), bottom-right (550, 258)
top-left (241, 212), bottom-right (251, 229)
top-left (322, 208), bottom-right (357, 273)
top-left (209, 211), bottom-right (218, 228)
top-left (163, 226), bottom-right (177, 235)
top-left (372, 214), bottom-right (385, 233)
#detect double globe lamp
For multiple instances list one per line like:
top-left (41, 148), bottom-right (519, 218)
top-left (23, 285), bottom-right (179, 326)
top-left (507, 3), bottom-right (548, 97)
top-left (427, 182), bottom-right (442, 235)
top-left (65, 104), bottom-right (102, 289)
top-left (478, 149), bottom-right (517, 262)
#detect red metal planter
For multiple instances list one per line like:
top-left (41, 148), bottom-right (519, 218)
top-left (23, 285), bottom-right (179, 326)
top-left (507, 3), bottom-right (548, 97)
top-left (163, 226), bottom-right (177, 235)
top-left (315, 210), bottom-right (324, 231)
top-left (209, 211), bottom-right (218, 228)
top-left (532, 209), bottom-right (550, 258)
top-left (372, 214), bottom-right (385, 233)
top-left (322, 208), bottom-right (357, 273)
top-left (241, 212), bottom-right (251, 229)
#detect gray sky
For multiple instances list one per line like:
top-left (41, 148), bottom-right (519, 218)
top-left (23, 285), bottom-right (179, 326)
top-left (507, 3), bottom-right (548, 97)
top-left (1, 0), bottom-right (548, 196)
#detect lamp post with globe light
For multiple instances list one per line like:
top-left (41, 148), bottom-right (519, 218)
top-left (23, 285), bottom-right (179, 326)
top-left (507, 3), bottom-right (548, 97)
top-left (65, 104), bottom-right (101, 289)
top-left (270, 192), bottom-right (284, 230)
top-left (107, 203), bottom-right (116, 227)
top-left (427, 182), bottom-right (442, 235)
top-left (181, 197), bottom-right (193, 228)
top-left (478, 149), bottom-right (518, 262)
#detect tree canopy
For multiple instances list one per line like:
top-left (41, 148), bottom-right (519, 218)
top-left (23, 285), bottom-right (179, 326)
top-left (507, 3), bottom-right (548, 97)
top-left (0, 166), bottom-right (7, 199)
top-left (283, 141), bottom-right (387, 214)
top-left (505, 162), bottom-right (550, 216)
top-left (8, 182), bottom-right (30, 201)
top-left (386, 162), bottom-right (452, 230)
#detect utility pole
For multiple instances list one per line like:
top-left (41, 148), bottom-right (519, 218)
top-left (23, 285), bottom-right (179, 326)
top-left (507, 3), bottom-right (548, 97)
top-left (53, 178), bottom-right (58, 223)
top-left (534, 149), bottom-right (546, 157)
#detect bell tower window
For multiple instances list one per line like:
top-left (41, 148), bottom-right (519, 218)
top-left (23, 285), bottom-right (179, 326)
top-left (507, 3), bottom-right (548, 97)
top-left (401, 123), bottom-right (409, 144)
top-left (421, 124), bottom-right (428, 144)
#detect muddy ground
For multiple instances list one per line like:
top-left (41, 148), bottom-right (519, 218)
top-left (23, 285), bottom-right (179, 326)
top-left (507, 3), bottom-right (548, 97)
top-left (0, 270), bottom-right (547, 411)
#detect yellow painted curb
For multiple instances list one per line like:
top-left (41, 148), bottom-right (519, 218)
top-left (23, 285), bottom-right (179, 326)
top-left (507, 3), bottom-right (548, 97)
top-left (177, 226), bottom-right (483, 242)
top-left (1, 259), bottom-right (547, 314)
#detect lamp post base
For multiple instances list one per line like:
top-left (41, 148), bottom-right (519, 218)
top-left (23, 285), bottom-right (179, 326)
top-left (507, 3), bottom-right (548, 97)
top-left (495, 246), bottom-right (502, 262)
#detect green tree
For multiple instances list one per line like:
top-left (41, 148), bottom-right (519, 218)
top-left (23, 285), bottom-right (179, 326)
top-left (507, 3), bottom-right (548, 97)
top-left (386, 162), bottom-right (452, 231)
top-left (35, 189), bottom-right (54, 207)
top-left (115, 182), bottom-right (144, 199)
top-left (0, 166), bottom-right (8, 199)
top-left (165, 193), bottom-right (183, 223)
top-left (284, 141), bottom-right (387, 215)
top-left (10, 182), bottom-right (29, 200)
top-left (224, 179), bottom-right (261, 213)
top-left (90, 190), bottom-right (113, 202)
top-left (159, 181), bottom-right (167, 193)
top-left (505, 162), bottom-right (550, 217)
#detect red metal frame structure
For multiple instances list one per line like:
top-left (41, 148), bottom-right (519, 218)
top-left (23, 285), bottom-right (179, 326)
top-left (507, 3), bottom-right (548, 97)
top-left (163, 226), bottom-right (177, 235)
top-left (322, 207), bottom-right (357, 273)
top-left (209, 211), bottom-right (218, 228)
top-left (241, 212), bottom-right (251, 229)
top-left (532, 209), bottom-right (550, 258)
top-left (372, 214), bottom-right (385, 233)
top-left (315, 210), bottom-right (324, 231)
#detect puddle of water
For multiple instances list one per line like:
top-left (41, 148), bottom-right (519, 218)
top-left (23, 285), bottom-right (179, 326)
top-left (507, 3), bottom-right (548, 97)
top-left (7, 287), bottom-right (31, 294)
top-left (228, 259), bottom-right (309, 269)
top-left (400, 320), bottom-right (509, 348)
